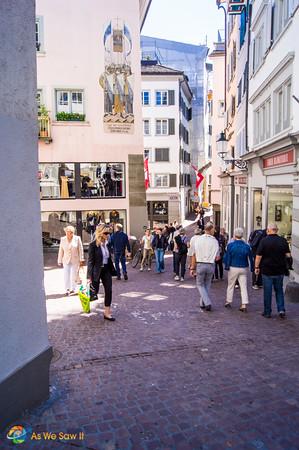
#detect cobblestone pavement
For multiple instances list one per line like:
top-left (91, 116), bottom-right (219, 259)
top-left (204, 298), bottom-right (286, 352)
top-left (2, 240), bottom-right (299, 450)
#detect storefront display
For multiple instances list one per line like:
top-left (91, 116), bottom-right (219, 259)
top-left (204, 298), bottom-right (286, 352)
top-left (41, 209), bottom-right (127, 247)
top-left (147, 201), bottom-right (168, 228)
top-left (39, 163), bottom-right (75, 199)
top-left (267, 187), bottom-right (292, 243)
top-left (253, 190), bottom-right (262, 230)
top-left (80, 163), bottom-right (125, 198)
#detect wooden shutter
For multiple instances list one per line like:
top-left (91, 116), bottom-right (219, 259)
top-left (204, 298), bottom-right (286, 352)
top-left (169, 174), bottom-right (177, 187)
top-left (168, 90), bottom-right (175, 105)
top-left (168, 118), bottom-right (175, 135)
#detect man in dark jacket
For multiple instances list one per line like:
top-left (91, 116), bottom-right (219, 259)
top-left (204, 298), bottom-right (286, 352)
top-left (110, 223), bottom-right (131, 280)
top-left (152, 227), bottom-right (168, 273)
top-left (248, 228), bottom-right (267, 289)
top-left (255, 223), bottom-right (292, 319)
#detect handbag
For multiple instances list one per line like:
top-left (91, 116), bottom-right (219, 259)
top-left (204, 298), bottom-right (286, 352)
top-left (78, 282), bottom-right (91, 313)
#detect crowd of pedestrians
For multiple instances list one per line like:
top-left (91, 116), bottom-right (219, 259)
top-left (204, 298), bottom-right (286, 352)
top-left (57, 211), bottom-right (293, 322)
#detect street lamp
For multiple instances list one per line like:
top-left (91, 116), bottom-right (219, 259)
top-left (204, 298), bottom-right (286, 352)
top-left (217, 131), bottom-right (248, 170)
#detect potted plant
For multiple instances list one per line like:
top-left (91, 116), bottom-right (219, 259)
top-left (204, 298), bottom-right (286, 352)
top-left (56, 111), bottom-right (85, 121)
top-left (38, 104), bottom-right (49, 137)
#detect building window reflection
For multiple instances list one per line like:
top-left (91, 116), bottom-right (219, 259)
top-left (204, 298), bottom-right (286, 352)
top-left (268, 187), bottom-right (292, 244)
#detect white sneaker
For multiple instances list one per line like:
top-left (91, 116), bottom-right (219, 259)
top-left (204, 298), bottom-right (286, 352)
top-left (140, 268), bottom-right (143, 272)
top-left (174, 275), bottom-right (180, 281)
top-left (148, 268), bottom-right (151, 271)
top-left (180, 277), bottom-right (184, 281)
top-left (252, 284), bottom-right (259, 290)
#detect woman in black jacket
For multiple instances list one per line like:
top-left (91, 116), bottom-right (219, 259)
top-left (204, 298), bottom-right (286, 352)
top-left (87, 224), bottom-right (116, 321)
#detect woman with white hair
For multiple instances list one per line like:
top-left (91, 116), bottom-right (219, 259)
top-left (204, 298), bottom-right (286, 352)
top-left (58, 226), bottom-right (84, 296)
top-left (224, 227), bottom-right (254, 312)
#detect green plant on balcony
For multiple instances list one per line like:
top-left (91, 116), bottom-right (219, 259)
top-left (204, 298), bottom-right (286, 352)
top-left (38, 104), bottom-right (50, 137)
top-left (56, 111), bottom-right (86, 121)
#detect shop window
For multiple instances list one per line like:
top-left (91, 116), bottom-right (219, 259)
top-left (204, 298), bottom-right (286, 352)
top-left (253, 190), bottom-right (263, 229)
top-left (39, 163), bottom-right (75, 199)
top-left (80, 163), bottom-right (125, 198)
top-left (267, 187), bottom-right (292, 243)
top-left (41, 211), bottom-right (77, 248)
top-left (81, 210), bottom-right (127, 244)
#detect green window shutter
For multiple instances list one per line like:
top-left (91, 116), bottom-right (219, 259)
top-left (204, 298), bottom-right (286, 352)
top-left (169, 174), bottom-right (177, 187)
top-left (168, 118), bottom-right (175, 135)
top-left (168, 90), bottom-right (175, 105)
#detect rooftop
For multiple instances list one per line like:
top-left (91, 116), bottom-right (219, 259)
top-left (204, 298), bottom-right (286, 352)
top-left (141, 60), bottom-right (184, 76)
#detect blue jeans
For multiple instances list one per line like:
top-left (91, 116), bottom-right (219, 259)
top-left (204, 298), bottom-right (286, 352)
top-left (114, 252), bottom-right (127, 277)
top-left (262, 274), bottom-right (285, 315)
top-left (155, 249), bottom-right (165, 273)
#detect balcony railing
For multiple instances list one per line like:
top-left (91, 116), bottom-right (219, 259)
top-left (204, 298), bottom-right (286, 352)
top-left (38, 116), bottom-right (52, 142)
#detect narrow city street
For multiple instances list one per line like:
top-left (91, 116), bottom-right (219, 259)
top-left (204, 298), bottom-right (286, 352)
top-left (2, 238), bottom-right (299, 450)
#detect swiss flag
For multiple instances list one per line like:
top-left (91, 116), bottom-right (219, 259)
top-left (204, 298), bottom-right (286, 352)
top-left (191, 164), bottom-right (204, 188)
top-left (196, 172), bottom-right (204, 189)
top-left (144, 157), bottom-right (150, 190)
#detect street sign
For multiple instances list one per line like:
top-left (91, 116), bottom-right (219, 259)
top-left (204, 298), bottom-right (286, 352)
top-left (228, 4), bottom-right (245, 14)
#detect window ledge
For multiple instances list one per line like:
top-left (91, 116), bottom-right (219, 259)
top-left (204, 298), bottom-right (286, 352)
top-left (52, 121), bottom-right (90, 126)
top-left (37, 51), bottom-right (46, 57)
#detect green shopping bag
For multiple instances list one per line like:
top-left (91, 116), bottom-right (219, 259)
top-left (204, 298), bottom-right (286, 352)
top-left (78, 282), bottom-right (90, 313)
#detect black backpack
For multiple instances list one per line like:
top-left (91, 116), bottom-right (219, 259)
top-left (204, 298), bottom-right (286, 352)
top-left (248, 229), bottom-right (266, 251)
top-left (175, 235), bottom-right (188, 255)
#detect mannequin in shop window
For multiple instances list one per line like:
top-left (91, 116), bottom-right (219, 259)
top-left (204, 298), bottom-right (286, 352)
top-left (96, 165), bottom-right (106, 197)
top-left (103, 164), bottom-right (115, 196)
top-left (82, 176), bottom-right (92, 198)
top-left (110, 210), bottom-right (120, 224)
top-left (58, 163), bottom-right (73, 198)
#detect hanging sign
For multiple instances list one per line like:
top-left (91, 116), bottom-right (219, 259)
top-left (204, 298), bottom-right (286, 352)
top-left (228, 0), bottom-right (246, 14)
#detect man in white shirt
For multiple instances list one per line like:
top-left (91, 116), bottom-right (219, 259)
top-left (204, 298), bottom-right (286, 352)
top-left (189, 222), bottom-right (219, 311)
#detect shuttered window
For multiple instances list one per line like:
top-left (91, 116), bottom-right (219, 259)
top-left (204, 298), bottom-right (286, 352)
top-left (169, 174), bottom-right (177, 187)
top-left (168, 118), bottom-right (175, 135)
top-left (155, 148), bottom-right (169, 162)
top-left (168, 90), bottom-right (175, 105)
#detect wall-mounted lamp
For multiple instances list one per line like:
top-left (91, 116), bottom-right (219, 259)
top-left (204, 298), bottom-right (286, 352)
top-left (217, 131), bottom-right (248, 170)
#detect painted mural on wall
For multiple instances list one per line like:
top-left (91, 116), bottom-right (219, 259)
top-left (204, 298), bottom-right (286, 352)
top-left (99, 19), bottom-right (134, 134)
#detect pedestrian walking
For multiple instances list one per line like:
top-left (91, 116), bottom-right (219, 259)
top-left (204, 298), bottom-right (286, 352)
top-left (255, 223), bottom-right (292, 319)
top-left (224, 228), bottom-right (254, 312)
top-left (172, 225), bottom-right (181, 273)
top-left (196, 207), bottom-right (205, 231)
top-left (248, 228), bottom-right (267, 289)
top-left (174, 228), bottom-right (189, 281)
top-left (110, 223), bottom-right (131, 280)
top-left (140, 229), bottom-right (153, 271)
top-left (189, 222), bottom-right (219, 311)
top-left (214, 226), bottom-right (226, 280)
top-left (152, 227), bottom-right (168, 273)
top-left (87, 224), bottom-right (117, 321)
top-left (58, 226), bottom-right (84, 296)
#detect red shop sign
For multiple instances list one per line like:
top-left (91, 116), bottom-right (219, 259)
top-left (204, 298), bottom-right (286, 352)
top-left (263, 149), bottom-right (294, 169)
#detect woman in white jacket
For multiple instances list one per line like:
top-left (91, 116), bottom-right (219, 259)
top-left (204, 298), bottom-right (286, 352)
top-left (58, 226), bottom-right (84, 295)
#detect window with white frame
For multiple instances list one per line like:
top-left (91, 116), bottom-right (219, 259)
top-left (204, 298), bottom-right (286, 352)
top-left (218, 100), bottom-right (225, 117)
top-left (155, 119), bottom-right (168, 135)
top-left (36, 89), bottom-right (43, 108)
top-left (274, 78), bottom-right (292, 134)
top-left (272, 0), bottom-right (292, 40)
top-left (143, 119), bottom-right (150, 135)
top-left (253, 27), bottom-right (264, 72)
top-left (35, 16), bottom-right (44, 52)
top-left (142, 91), bottom-right (150, 106)
top-left (56, 90), bottom-right (84, 114)
top-left (156, 91), bottom-right (168, 106)
top-left (155, 174), bottom-right (168, 187)
top-left (254, 97), bottom-right (271, 145)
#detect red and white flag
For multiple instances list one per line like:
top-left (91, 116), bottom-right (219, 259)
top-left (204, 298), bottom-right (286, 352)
top-left (144, 157), bottom-right (150, 190)
top-left (191, 164), bottom-right (204, 189)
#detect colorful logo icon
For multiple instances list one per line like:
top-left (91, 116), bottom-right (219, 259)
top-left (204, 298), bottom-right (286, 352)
top-left (6, 426), bottom-right (27, 444)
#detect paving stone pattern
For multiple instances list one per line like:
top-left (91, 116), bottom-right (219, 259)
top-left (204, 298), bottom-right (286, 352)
top-left (2, 245), bottom-right (299, 450)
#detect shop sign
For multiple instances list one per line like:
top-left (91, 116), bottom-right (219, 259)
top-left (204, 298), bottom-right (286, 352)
top-left (234, 175), bottom-right (247, 186)
top-left (263, 149), bottom-right (294, 169)
top-left (228, 1), bottom-right (245, 14)
top-left (169, 194), bottom-right (179, 201)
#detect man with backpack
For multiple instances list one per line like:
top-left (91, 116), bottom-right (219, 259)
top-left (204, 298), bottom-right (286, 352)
top-left (174, 228), bottom-right (189, 281)
top-left (248, 228), bottom-right (267, 289)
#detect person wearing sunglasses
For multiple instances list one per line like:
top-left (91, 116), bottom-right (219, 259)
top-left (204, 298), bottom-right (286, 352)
top-left (87, 224), bottom-right (117, 321)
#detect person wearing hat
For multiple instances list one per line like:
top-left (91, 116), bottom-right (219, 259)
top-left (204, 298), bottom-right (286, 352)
top-left (58, 225), bottom-right (84, 296)
top-left (174, 228), bottom-right (189, 281)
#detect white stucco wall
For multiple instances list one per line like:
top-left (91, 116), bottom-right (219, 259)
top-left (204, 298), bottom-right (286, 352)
top-left (0, 0), bottom-right (49, 382)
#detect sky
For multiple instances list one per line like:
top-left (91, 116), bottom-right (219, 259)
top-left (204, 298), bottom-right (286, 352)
top-left (142, 0), bottom-right (225, 50)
